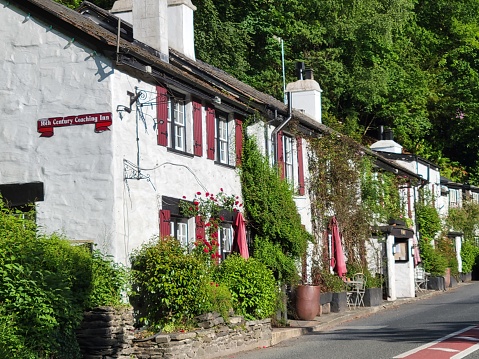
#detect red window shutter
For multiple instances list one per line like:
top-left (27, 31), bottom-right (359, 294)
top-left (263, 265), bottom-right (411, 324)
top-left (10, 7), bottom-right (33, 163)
top-left (195, 216), bottom-right (205, 242)
top-left (297, 137), bottom-right (305, 195)
top-left (206, 106), bottom-right (216, 160)
top-left (159, 209), bottom-right (171, 237)
top-left (193, 99), bottom-right (203, 157)
top-left (235, 118), bottom-right (243, 166)
top-left (277, 131), bottom-right (285, 179)
top-left (156, 86), bottom-right (168, 146)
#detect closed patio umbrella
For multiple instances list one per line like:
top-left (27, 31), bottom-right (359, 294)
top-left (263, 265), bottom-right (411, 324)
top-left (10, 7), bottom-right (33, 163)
top-left (330, 216), bottom-right (347, 278)
top-left (232, 212), bottom-right (249, 259)
top-left (413, 235), bottom-right (421, 266)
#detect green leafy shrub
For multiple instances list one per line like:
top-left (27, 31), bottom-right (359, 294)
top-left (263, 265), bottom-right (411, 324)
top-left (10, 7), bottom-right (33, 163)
top-left (416, 199), bottom-right (442, 241)
top-left (311, 267), bottom-right (345, 292)
top-left (87, 250), bottom-right (128, 308)
top-left (214, 254), bottom-right (277, 320)
top-left (241, 137), bottom-right (309, 283)
top-left (204, 282), bottom-right (233, 321)
top-left (0, 199), bottom-right (127, 358)
top-left (419, 239), bottom-right (448, 276)
top-left (436, 237), bottom-right (459, 276)
top-left (0, 307), bottom-right (35, 359)
top-left (130, 236), bottom-right (211, 330)
top-left (461, 240), bottom-right (479, 273)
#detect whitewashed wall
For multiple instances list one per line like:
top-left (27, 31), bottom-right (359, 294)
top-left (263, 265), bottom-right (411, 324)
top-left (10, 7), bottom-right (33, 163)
top-left (0, 3), bottom-right (116, 250)
top-left (110, 72), bottom-right (242, 264)
top-left (1, 2), bottom-right (241, 265)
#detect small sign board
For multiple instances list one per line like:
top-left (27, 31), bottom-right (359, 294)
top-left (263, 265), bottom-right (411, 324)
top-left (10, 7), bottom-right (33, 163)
top-left (37, 112), bottom-right (112, 137)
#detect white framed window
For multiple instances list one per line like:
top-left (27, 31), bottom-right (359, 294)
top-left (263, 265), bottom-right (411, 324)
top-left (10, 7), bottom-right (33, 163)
top-left (170, 218), bottom-right (189, 249)
top-left (283, 134), bottom-right (294, 185)
top-left (217, 114), bottom-right (229, 164)
top-left (168, 96), bottom-right (186, 151)
top-left (218, 225), bottom-right (233, 260)
top-left (449, 189), bottom-right (460, 208)
top-left (472, 192), bottom-right (479, 204)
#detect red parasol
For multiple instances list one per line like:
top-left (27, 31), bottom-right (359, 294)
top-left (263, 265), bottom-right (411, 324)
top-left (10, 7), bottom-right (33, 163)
top-left (330, 216), bottom-right (347, 278)
top-left (232, 212), bottom-right (249, 259)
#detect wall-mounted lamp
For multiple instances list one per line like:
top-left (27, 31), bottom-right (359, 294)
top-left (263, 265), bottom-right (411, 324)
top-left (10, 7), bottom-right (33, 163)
top-left (213, 96), bottom-right (221, 104)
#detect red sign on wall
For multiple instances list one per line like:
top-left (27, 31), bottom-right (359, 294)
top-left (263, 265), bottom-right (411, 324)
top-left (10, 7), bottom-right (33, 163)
top-left (37, 112), bottom-right (112, 137)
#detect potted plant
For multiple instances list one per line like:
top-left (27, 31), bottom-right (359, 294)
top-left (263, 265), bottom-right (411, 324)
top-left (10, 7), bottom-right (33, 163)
top-left (312, 268), bottom-right (347, 313)
top-left (363, 273), bottom-right (383, 307)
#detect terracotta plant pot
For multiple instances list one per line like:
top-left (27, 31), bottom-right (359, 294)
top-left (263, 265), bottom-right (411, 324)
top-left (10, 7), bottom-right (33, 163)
top-left (295, 285), bottom-right (320, 320)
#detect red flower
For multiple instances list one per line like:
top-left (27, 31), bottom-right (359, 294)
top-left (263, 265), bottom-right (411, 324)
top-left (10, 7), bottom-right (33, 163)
top-left (193, 201), bottom-right (199, 205)
top-left (216, 283), bottom-right (219, 287)
top-left (220, 188), bottom-right (223, 192)
top-left (196, 235), bottom-right (203, 239)
top-left (235, 201), bottom-right (239, 205)
top-left (239, 203), bottom-right (243, 207)
top-left (203, 247), bottom-right (209, 253)
top-left (189, 207), bottom-right (193, 211)
top-left (182, 195), bottom-right (186, 199)
top-left (206, 192), bottom-right (209, 197)
top-left (236, 196), bottom-right (239, 199)
top-left (220, 216), bottom-right (224, 221)
top-left (210, 239), bottom-right (218, 246)
top-left (197, 191), bottom-right (201, 195)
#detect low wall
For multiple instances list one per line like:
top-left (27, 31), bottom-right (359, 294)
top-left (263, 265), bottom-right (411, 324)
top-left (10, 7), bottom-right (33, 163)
top-left (77, 308), bottom-right (272, 359)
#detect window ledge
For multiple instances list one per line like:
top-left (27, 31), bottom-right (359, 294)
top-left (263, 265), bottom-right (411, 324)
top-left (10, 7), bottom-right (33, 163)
top-left (167, 147), bottom-right (195, 158)
top-left (214, 161), bottom-right (236, 169)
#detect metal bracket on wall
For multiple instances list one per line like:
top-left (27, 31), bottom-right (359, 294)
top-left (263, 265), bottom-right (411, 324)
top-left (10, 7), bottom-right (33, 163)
top-left (123, 159), bottom-right (156, 191)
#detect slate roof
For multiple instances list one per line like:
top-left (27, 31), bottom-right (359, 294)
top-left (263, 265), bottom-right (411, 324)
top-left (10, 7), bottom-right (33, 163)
top-left (8, 0), bottom-right (424, 181)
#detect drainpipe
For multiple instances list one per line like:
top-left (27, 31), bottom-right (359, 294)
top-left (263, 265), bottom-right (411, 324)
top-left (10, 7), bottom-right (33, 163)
top-left (271, 92), bottom-right (293, 164)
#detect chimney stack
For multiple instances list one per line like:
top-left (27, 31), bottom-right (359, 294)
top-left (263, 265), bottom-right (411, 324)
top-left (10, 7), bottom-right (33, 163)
top-left (286, 64), bottom-right (322, 124)
top-left (168, 0), bottom-right (197, 60)
top-left (111, 0), bottom-right (197, 62)
top-left (132, 0), bottom-right (169, 62)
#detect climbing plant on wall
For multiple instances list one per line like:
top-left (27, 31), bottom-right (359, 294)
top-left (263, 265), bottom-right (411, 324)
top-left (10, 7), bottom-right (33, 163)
top-left (308, 133), bottom-right (372, 267)
top-left (308, 133), bottom-right (407, 269)
top-left (361, 159), bottom-right (405, 226)
top-left (240, 136), bottom-right (310, 285)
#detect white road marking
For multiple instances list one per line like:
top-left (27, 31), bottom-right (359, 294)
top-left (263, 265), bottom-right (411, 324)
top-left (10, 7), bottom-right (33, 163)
top-left (394, 326), bottom-right (476, 358)
top-left (455, 336), bottom-right (479, 341)
top-left (333, 325), bottom-right (387, 330)
top-left (452, 343), bottom-right (479, 359)
top-left (429, 348), bottom-right (460, 352)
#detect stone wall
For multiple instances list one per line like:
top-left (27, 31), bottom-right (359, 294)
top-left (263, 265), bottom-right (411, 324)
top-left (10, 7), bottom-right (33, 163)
top-left (76, 306), bottom-right (135, 359)
top-left (77, 308), bottom-right (272, 359)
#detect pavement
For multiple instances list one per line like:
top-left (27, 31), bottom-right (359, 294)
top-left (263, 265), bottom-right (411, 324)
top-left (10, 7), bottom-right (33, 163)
top-left (270, 288), bottom-right (448, 346)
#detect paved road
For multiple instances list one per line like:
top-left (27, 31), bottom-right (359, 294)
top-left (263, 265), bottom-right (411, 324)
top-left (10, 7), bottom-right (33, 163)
top-left (220, 283), bottom-right (479, 359)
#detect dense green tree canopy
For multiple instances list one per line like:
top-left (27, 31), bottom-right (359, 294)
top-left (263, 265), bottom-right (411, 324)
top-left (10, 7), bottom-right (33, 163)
top-left (71, 0), bottom-right (479, 182)
top-left (192, 0), bottom-right (479, 183)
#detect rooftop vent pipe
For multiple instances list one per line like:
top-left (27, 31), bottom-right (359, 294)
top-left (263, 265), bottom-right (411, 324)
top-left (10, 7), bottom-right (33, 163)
top-left (295, 61), bottom-right (305, 80)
